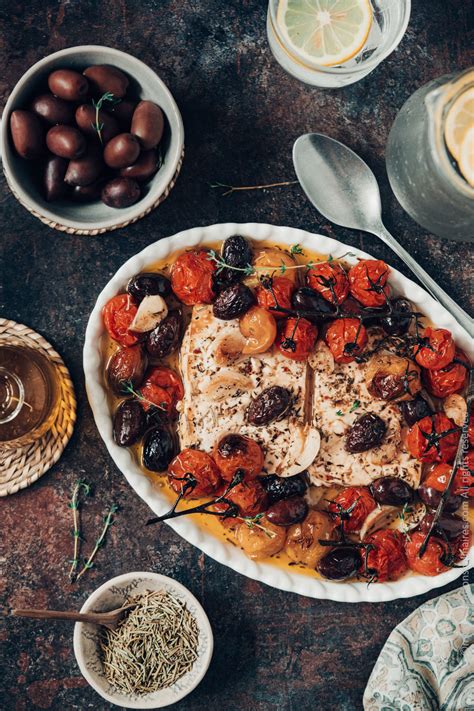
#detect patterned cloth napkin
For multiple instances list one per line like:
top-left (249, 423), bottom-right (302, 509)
top-left (364, 585), bottom-right (474, 711)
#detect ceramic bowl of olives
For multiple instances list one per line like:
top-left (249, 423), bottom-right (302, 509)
top-left (1, 45), bottom-right (184, 235)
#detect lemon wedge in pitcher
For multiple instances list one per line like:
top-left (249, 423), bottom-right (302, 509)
top-left (277, 0), bottom-right (373, 67)
top-left (444, 86), bottom-right (474, 162)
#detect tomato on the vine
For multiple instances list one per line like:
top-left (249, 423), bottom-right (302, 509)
top-left (140, 366), bottom-right (184, 414)
top-left (306, 261), bottom-right (349, 305)
top-left (103, 294), bottom-right (140, 346)
top-left (365, 529), bottom-right (408, 582)
top-left (414, 327), bottom-right (456, 370)
top-left (405, 531), bottom-right (449, 576)
top-left (423, 349), bottom-right (469, 398)
top-left (276, 317), bottom-right (318, 361)
top-left (171, 250), bottom-right (216, 305)
top-left (255, 276), bottom-right (294, 318)
top-left (406, 413), bottom-right (460, 463)
top-left (422, 461), bottom-right (473, 498)
top-left (328, 486), bottom-right (376, 533)
top-left (213, 434), bottom-right (264, 481)
top-left (213, 479), bottom-right (268, 518)
top-left (348, 259), bottom-right (390, 308)
top-left (325, 317), bottom-right (368, 364)
top-left (168, 448), bottom-right (221, 498)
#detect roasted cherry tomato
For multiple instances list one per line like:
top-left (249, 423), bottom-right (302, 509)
top-left (325, 317), bottom-right (368, 364)
top-left (423, 460), bottom-right (473, 498)
top-left (168, 448), bottom-right (221, 498)
top-left (469, 413), bottom-right (474, 447)
top-left (405, 531), bottom-right (449, 576)
top-left (457, 450), bottom-right (474, 497)
top-left (276, 317), bottom-right (318, 361)
top-left (365, 529), bottom-right (408, 582)
top-left (239, 306), bottom-right (277, 355)
top-left (406, 413), bottom-right (460, 463)
top-left (306, 261), bottom-right (349, 305)
top-left (213, 434), bottom-right (264, 481)
top-left (139, 366), bottom-right (183, 414)
top-left (328, 486), bottom-right (376, 533)
top-left (423, 349), bottom-right (469, 398)
top-left (414, 327), bottom-right (456, 370)
top-left (170, 250), bottom-right (216, 305)
top-left (348, 259), bottom-right (390, 307)
top-left (102, 294), bottom-right (140, 346)
top-left (255, 276), bottom-right (294, 318)
top-left (214, 479), bottom-right (268, 518)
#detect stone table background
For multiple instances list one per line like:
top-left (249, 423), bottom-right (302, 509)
top-left (1, 1), bottom-right (472, 709)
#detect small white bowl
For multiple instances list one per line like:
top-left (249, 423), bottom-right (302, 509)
top-left (1, 45), bottom-right (184, 235)
top-left (73, 572), bottom-right (213, 709)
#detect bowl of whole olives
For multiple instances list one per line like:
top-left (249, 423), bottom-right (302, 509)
top-left (1, 45), bottom-right (184, 235)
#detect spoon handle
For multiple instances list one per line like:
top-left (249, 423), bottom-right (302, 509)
top-left (11, 608), bottom-right (112, 625)
top-left (377, 224), bottom-right (473, 338)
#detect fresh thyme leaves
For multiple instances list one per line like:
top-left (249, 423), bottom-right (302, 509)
top-left (68, 480), bottom-right (91, 581)
top-left (336, 410), bottom-right (344, 416)
top-left (210, 179), bottom-right (299, 197)
top-left (75, 504), bottom-right (119, 582)
top-left (349, 400), bottom-right (361, 413)
top-left (290, 243), bottom-right (304, 255)
top-left (121, 381), bottom-right (167, 411)
top-left (239, 513), bottom-right (277, 538)
top-left (91, 92), bottom-right (121, 144)
top-left (207, 248), bottom-right (311, 278)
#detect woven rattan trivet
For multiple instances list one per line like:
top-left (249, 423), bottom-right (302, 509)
top-left (0, 319), bottom-right (76, 496)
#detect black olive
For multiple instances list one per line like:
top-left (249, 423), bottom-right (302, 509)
top-left (127, 272), bottom-right (171, 302)
top-left (417, 485), bottom-right (463, 513)
top-left (380, 298), bottom-right (412, 336)
top-left (399, 395), bottom-right (433, 427)
top-left (291, 287), bottom-right (335, 323)
top-left (217, 434), bottom-right (249, 458)
top-left (266, 496), bottom-right (308, 526)
top-left (247, 386), bottom-right (292, 426)
top-left (142, 426), bottom-right (176, 472)
top-left (113, 400), bottom-right (146, 447)
top-left (317, 547), bottom-right (362, 580)
top-left (146, 405), bottom-right (170, 428)
top-left (146, 311), bottom-right (182, 359)
top-left (371, 476), bottom-right (415, 506)
top-left (260, 473), bottom-right (308, 503)
top-left (417, 512), bottom-right (467, 540)
top-left (215, 235), bottom-right (253, 288)
top-left (369, 372), bottom-right (406, 401)
top-left (213, 282), bottom-right (255, 320)
top-left (345, 413), bottom-right (386, 453)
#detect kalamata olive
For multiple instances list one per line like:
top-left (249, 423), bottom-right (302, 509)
top-left (146, 405), bottom-right (170, 428)
top-left (113, 399), bottom-right (146, 447)
top-left (31, 93), bottom-right (75, 125)
top-left (146, 312), bottom-right (182, 359)
top-left (381, 298), bottom-right (412, 336)
top-left (46, 125), bottom-right (86, 159)
top-left (44, 155), bottom-right (68, 201)
top-left (75, 104), bottom-right (119, 143)
top-left (71, 179), bottom-right (104, 202)
top-left (317, 547), bottom-right (362, 580)
top-left (48, 69), bottom-right (89, 101)
top-left (131, 101), bottom-right (165, 150)
top-left (417, 485), bottom-right (462, 513)
top-left (107, 345), bottom-right (148, 394)
top-left (109, 100), bottom-right (137, 129)
top-left (417, 512), bottom-right (466, 540)
top-left (119, 149), bottom-right (160, 182)
top-left (10, 110), bottom-right (45, 159)
top-left (260, 473), bottom-right (308, 503)
top-left (399, 395), bottom-right (433, 427)
top-left (213, 282), bottom-right (255, 320)
top-left (83, 65), bottom-right (129, 99)
top-left (345, 413), bottom-right (386, 453)
top-left (266, 496), bottom-right (308, 527)
top-left (103, 132), bottom-right (140, 169)
top-left (64, 144), bottom-right (104, 186)
top-left (127, 272), bottom-right (171, 301)
top-left (370, 372), bottom-right (406, 401)
top-left (142, 426), bottom-right (176, 472)
top-left (291, 286), bottom-right (336, 323)
top-left (371, 476), bottom-right (415, 506)
top-left (247, 386), bottom-right (292, 426)
top-left (216, 235), bottom-right (253, 287)
top-left (101, 177), bottom-right (140, 208)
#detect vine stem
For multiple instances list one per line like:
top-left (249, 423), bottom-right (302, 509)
top-left (75, 504), bottom-right (119, 582)
top-left (210, 180), bottom-right (299, 197)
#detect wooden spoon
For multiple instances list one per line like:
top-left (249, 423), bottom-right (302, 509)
top-left (8, 602), bottom-right (136, 631)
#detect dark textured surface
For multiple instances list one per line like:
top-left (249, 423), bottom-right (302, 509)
top-left (1, 2), bottom-right (473, 710)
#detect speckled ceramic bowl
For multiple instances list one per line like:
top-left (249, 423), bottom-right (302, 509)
top-left (1, 46), bottom-right (184, 235)
top-left (73, 572), bottom-right (213, 709)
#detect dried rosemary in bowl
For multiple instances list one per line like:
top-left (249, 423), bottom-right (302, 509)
top-left (100, 590), bottom-right (199, 695)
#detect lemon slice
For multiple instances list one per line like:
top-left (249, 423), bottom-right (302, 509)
top-left (444, 87), bottom-right (474, 162)
top-left (458, 125), bottom-right (474, 187)
top-left (277, 0), bottom-right (373, 67)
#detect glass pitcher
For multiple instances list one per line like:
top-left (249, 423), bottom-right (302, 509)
top-left (386, 68), bottom-right (474, 242)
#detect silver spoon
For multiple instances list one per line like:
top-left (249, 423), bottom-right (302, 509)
top-left (293, 133), bottom-right (473, 337)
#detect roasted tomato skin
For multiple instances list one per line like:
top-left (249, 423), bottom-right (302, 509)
top-left (414, 327), bottom-right (456, 370)
top-left (276, 317), bottom-right (318, 361)
top-left (306, 261), bottom-right (349, 305)
top-left (325, 317), bottom-right (368, 364)
top-left (168, 449), bottom-right (221, 498)
top-left (171, 250), bottom-right (216, 305)
top-left (405, 531), bottom-right (449, 576)
top-left (422, 462), bottom-right (474, 498)
top-left (328, 486), bottom-right (376, 533)
top-left (406, 413), bottom-right (460, 463)
top-left (103, 294), bottom-right (140, 346)
top-left (255, 276), bottom-right (294, 318)
top-left (139, 366), bottom-right (183, 414)
top-left (456, 450), bottom-right (474, 497)
top-left (213, 434), bottom-right (264, 481)
top-left (214, 479), bottom-right (268, 517)
top-left (423, 349), bottom-right (469, 398)
top-left (348, 259), bottom-right (390, 307)
top-left (365, 529), bottom-right (408, 582)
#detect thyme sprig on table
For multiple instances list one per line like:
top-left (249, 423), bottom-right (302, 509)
top-left (210, 179), bottom-right (299, 197)
top-left (75, 504), bottom-right (119, 582)
top-left (91, 92), bottom-right (121, 144)
top-left (68, 480), bottom-right (91, 581)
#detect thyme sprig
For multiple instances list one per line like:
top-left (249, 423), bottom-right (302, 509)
top-left (91, 92), bottom-right (121, 144)
top-left (210, 179), bottom-right (298, 197)
top-left (207, 246), bottom-right (314, 279)
top-left (68, 480), bottom-right (91, 581)
top-left (238, 513), bottom-right (277, 539)
top-left (75, 504), bottom-right (119, 582)
top-left (121, 381), bottom-right (167, 411)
